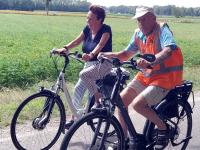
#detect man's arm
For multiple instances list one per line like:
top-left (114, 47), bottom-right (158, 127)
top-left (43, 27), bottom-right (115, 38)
top-left (99, 50), bottom-right (135, 61)
top-left (151, 46), bottom-right (173, 66)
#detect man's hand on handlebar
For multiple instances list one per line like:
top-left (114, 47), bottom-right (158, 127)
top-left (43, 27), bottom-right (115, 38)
top-left (136, 58), bottom-right (152, 69)
top-left (97, 52), bottom-right (109, 60)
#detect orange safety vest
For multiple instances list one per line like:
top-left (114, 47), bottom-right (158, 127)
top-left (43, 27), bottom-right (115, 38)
top-left (135, 23), bottom-right (183, 89)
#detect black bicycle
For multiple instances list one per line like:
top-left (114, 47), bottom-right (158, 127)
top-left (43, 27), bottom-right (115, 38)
top-left (60, 54), bottom-right (195, 150)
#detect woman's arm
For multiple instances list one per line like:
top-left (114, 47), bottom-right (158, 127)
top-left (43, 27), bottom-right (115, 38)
top-left (56, 32), bottom-right (84, 53)
top-left (82, 32), bottom-right (110, 61)
top-left (64, 31), bottom-right (85, 50)
top-left (90, 32), bottom-right (110, 56)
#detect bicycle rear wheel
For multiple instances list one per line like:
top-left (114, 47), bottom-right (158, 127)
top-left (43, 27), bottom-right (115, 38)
top-left (147, 100), bottom-right (192, 150)
top-left (10, 92), bottom-right (65, 150)
top-left (60, 112), bottom-right (124, 150)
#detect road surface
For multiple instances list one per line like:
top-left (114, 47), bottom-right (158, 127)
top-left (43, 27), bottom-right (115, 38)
top-left (1, 92), bottom-right (199, 150)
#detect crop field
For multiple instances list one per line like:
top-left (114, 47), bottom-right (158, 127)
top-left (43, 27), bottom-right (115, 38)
top-left (0, 12), bottom-right (200, 126)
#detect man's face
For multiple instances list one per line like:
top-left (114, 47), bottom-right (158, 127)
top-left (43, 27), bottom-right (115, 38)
top-left (137, 13), bottom-right (156, 35)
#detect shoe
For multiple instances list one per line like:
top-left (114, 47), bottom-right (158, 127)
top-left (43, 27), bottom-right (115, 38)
top-left (154, 125), bottom-right (170, 150)
top-left (107, 141), bottom-right (118, 150)
top-left (91, 102), bottom-right (101, 111)
top-left (107, 138), bottom-right (129, 150)
top-left (65, 120), bottom-right (74, 130)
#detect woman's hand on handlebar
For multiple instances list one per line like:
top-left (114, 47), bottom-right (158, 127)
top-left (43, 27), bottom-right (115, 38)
top-left (82, 53), bottom-right (92, 61)
top-left (55, 48), bottom-right (68, 54)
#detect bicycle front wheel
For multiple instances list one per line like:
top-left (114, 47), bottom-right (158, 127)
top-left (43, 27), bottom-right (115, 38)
top-left (10, 92), bottom-right (65, 150)
top-left (60, 112), bottom-right (124, 150)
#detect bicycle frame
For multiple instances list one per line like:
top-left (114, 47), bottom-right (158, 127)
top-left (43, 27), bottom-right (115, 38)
top-left (98, 64), bottom-right (194, 149)
top-left (42, 51), bottom-right (87, 121)
top-left (60, 55), bottom-right (194, 150)
top-left (109, 67), bottom-right (146, 149)
top-left (52, 71), bottom-right (82, 119)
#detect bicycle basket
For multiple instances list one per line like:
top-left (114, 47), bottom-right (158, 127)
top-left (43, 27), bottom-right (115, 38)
top-left (162, 80), bottom-right (193, 118)
top-left (95, 74), bottom-right (117, 98)
top-left (103, 74), bottom-right (117, 87)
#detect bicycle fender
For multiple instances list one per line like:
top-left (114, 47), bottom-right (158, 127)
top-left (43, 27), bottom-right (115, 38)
top-left (155, 99), bottom-right (193, 114)
top-left (38, 87), bottom-right (57, 96)
top-left (143, 99), bottom-right (193, 143)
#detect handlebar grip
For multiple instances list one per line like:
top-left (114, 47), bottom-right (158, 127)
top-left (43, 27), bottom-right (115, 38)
top-left (112, 57), bottom-right (121, 67)
top-left (147, 65), bottom-right (153, 69)
top-left (76, 53), bottom-right (82, 58)
top-left (60, 51), bottom-right (66, 56)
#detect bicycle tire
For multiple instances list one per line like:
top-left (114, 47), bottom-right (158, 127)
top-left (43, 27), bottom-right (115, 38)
top-left (86, 94), bottom-right (116, 137)
top-left (60, 112), bottom-right (125, 150)
top-left (10, 92), bottom-right (65, 150)
top-left (146, 100), bottom-right (192, 150)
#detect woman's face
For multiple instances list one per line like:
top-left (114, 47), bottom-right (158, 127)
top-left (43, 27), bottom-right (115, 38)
top-left (86, 11), bottom-right (101, 29)
top-left (137, 13), bottom-right (156, 35)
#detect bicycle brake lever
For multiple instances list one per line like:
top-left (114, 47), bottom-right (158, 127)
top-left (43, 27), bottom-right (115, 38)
top-left (136, 54), bottom-right (156, 62)
top-left (147, 65), bottom-right (153, 69)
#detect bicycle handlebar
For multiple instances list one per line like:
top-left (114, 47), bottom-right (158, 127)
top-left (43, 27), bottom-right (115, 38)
top-left (50, 48), bottom-right (82, 58)
top-left (50, 48), bottom-right (84, 73)
top-left (98, 53), bottom-right (155, 70)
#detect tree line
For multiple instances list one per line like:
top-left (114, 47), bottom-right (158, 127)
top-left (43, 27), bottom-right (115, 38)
top-left (109, 5), bottom-right (200, 17)
top-left (0, 0), bottom-right (200, 17)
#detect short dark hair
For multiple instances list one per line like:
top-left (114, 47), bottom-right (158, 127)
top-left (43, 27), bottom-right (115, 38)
top-left (89, 5), bottom-right (106, 23)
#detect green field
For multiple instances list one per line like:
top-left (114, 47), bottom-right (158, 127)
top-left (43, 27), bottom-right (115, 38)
top-left (0, 12), bottom-right (200, 126)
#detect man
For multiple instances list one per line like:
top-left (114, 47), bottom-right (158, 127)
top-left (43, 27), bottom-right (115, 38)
top-left (99, 6), bottom-right (183, 149)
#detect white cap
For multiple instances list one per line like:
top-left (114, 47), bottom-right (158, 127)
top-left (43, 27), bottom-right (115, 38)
top-left (133, 6), bottom-right (154, 19)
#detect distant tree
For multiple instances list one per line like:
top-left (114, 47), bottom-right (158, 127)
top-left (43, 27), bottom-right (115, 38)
top-left (109, 5), bottom-right (135, 14)
top-left (45, 0), bottom-right (51, 15)
top-left (0, 0), bottom-right (199, 17)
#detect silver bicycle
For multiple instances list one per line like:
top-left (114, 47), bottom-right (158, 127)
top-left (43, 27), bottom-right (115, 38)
top-left (10, 49), bottom-right (93, 150)
top-left (10, 49), bottom-right (130, 150)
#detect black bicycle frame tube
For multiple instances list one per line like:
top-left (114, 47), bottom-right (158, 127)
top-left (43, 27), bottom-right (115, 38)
top-left (116, 95), bottom-right (138, 138)
top-left (111, 70), bottom-right (138, 138)
top-left (99, 119), bottom-right (111, 149)
top-left (90, 118), bottom-right (103, 148)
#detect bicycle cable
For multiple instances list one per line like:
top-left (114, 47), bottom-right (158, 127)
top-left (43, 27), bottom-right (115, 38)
top-left (51, 56), bottom-right (60, 76)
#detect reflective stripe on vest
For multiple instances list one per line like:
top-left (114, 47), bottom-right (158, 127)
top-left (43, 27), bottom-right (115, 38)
top-left (144, 64), bottom-right (183, 77)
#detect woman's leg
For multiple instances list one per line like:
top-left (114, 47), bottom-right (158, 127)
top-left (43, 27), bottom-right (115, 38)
top-left (72, 61), bottom-right (97, 112)
top-left (72, 78), bottom-right (87, 111)
top-left (80, 61), bottom-right (112, 102)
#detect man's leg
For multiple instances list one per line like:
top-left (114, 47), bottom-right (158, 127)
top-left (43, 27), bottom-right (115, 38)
top-left (131, 86), bottom-right (169, 130)
top-left (118, 87), bottom-right (137, 137)
top-left (131, 86), bottom-right (170, 149)
top-left (132, 95), bottom-right (167, 130)
top-left (117, 79), bottom-right (145, 137)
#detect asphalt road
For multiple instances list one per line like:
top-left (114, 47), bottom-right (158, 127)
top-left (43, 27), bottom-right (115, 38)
top-left (1, 92), bottom-right (199, 150)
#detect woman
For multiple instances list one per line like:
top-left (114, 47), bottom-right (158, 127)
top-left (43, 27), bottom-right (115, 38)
top-left (56, 5), bottom-right (112, 128)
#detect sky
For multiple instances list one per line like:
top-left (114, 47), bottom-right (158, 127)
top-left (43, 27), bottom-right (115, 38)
top-left (87, 0), bottom-right (200, 8)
